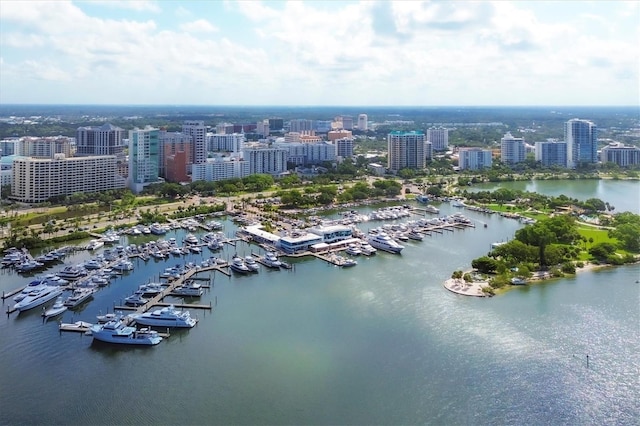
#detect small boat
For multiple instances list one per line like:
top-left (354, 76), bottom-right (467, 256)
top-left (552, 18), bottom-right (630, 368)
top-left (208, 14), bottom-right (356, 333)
top-left (184, 233), bottom-right (199, 245)
top-left (42, 296), bottom-right (67, 319)
top-left (425, 205), bottom-right (440, 214)
top-left (345, 244), bottom-right (362, 256)
top-left (262, 251), bottom-right (282, 268)
top-left (138, 282), bottom-right (164, 296)
top-left (172, 280), bottom-right (204, 297)
top-left (129, 305), bottom-right (197, 328)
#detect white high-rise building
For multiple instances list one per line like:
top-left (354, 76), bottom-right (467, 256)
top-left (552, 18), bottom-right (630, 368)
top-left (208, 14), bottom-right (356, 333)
top-left (208, 133), bottom-right (245, 153)
top-left (458, 148), bottom-right (492, 170)
top-left (387, 131), bottom-right (426, 172)
top-left (191, 154), bottom-right (250, 182)
top-left (243, 146), bottom-right (288, 175)
top-left (183, 121), bottom-right (207, 165)
top-left (427, 127), bottom-right (448, 151)
top-left (358, 114), bottom-right (368, 131)
top-left (500, 132), bottom-right (526, 165)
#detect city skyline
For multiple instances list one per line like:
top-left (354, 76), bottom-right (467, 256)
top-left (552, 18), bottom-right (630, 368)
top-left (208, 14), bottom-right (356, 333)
top-left (1, 1), bottom-right (638, 107)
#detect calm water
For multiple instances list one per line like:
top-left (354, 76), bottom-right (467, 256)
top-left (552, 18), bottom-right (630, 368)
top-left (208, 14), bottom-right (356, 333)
top-left (469, 179), bottom-right (639, 213)
top-left (0, 191), bottom-right (638, 424)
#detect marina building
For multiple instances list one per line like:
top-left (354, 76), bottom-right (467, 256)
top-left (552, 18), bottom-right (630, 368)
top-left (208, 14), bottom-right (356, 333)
top-left (387, 131), bottom-right (426, 173)
top-left (458, 148), bottom-right (492, 170)
top-left (600, 143), bottom-right (640, 167)
top-left (11, 155), bottom-right (125, 203)
top-left (76, 123), bottom-right (126, 156)
top-left (565, 118), bottom-right (597, 168)
top-left (500, 132), bottom-right (526, 165)
top-left (277, 230), bottom-right (323, 254)
top-left (128, 126), bottom-right (160, 193)
top-left (426, 127), bottom-right (448, 151)
top-left (307, 225), bottom-right (353, 243)
top-left (535, 140), bottom-right (567, 167)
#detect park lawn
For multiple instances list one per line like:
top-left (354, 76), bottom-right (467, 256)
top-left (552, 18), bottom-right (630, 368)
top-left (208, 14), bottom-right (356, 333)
top-left (576, 224), bottom-right (615, 245)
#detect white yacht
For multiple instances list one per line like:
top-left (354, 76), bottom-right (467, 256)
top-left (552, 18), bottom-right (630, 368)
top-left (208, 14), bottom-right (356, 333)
top-left (230, 257), bottom-right (251, 274)
top-left (63, 288), bottom-right (95, 308)
top-left (86, 239), bottom-right (104, 251)
top-left (57, 265), bottom-right (87, 280)
top-left (244, 256), bottom-right (260, 272)
top-left (345, 244), bottom-right (362, 256)
top-left (129, 305), bottom-right (197, 328)
top-left (90, 319), bottom-right (162, 346)
top-left (367, 233), bottom-right (404, 254)
top-left (42, 296), bottom-right (67, 319)
top-left (184, 233), bottom-right (199, 245)
top-left (14, 279), bottom-right (47, 303)
top-left (262, 251), bottom-right (282, 268)
top-left (359, 242), bottom-right (377, 256)
top-left (124, 291), bottom-right (148, 306)
top-left (13, 285), bottom-right (63, 312)
top-left (172, 280), bottom-right (204, 297)
top-left (138, 282), bottom-right (164, 296)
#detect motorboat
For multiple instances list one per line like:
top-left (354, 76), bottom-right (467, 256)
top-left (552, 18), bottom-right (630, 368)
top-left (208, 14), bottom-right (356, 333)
top-left (172, 280), bottom-right (204, 297)
top-left (138, 282), bottom-right (164, 296)
top-left (57, 265), bottom-right (87, 280)
top-left (425, 205), bottom-right (440, 214)
top-left (86, 239), bottom-right (105, 251)
top-left (262, 251), bottom-right (282, 268)
top-left (184, 233), bottom-right (199, 245)
top-left (96, 311), bottom-right (122, 324)
top-left (359, 242), bottom-right (377, 256)
top-left (129, 305), bottom-right (197, 328)
top-left (13, 285), bottom-right (63, 312)
top-left (415, 194), bottom-right (430, 204)
top-left (345, 244), bottom-right (362, 256)
top-left (90, 319), bottom-right (162, 346)
top-left (42, 296), bottom-right (67, 319)
top-left (15, 260), bottom-right (44, 273)
top-left (113, 260), bottom-right (134, 272)
top-left (14, 279), bottom-right (47, 303)
top-left (189, 245), bottom-right (202, 254)
top-left (230, 257), bottom-right (251, 274)
top-left (367, 233), bottom-right (404, 254)
top-left (341, 258), bottom-right (358, 267)
top-left (83, 259), bottom-right (103, 270)
top-left (63, 288), bottom-right (95, 308)
top-left (149, 223), bottom-right (168, 235)
top-left (244, 256), bottom-right (260, 272)
top-left (124, 291), bottom-right (148, 307)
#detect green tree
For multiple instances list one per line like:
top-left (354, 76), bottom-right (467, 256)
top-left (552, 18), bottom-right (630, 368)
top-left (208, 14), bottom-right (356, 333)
top-left (471, 256), bottom-right (498, 274)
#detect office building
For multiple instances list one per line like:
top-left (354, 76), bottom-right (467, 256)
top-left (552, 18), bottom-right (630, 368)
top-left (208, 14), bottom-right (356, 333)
top-left (76, 123), bottom-right (126, 156)
top-left (328, 130), bottom-right (353, 142)
top-left (128, 126), bottom-right (160, 193)
top-left (257, 120), bottom-right (270, 137)
top-left (427, 127), bottom-right (448, 151)
top-left (268, 118), bottom-right (284, 132)
top-left (358, 114), bottom-right (368, 131)
top-left (387, 131), bottom-right (426, 172)
top-left (289, 119), bottom-right (314, 133)
top-left (458, 148), bottom-right (492, 170)
top-left (11, 155), bottom-right (125, 203)
top-left (565, 119), bottom-right (597, 168)
top-left (500, 132), bottom-right (526, 165)
top-left (535, 140), bottom-right (567, 167)
top-left (335, 138), bottom-right (354, 159)
top-left (600, 143), bottom-right (640, 167)
top-left (183, 121), bottom-right (207, 165)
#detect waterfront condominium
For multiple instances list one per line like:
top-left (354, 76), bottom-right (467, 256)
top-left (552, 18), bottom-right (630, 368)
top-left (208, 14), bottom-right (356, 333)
top-left (76, 123), bottom-right (127, 156)
top-left (11, 155), bottom-right (125, 203)
top-left (182, 120), bottom-right (207, 165)
top-left (426, 127), bottom-right (449, 151)
top-left (128, 126), bottom-right (160, 193)
top-left (600, 143), bottom-right (640, 167)
top-left (387, 131), bottom-right (426, 173)
top-left (565, 118), bottom-right (597, 168)
top-left (500, 132), bottom-right (526, 165)
top-left (535, 140), bottom-right (568, 168)
top-left (458, 148), bottom-right (492, 171)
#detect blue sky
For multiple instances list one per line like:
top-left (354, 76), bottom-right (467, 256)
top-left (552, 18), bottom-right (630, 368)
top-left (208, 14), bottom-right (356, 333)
top-left (1, 1), bottom-right (638, 106)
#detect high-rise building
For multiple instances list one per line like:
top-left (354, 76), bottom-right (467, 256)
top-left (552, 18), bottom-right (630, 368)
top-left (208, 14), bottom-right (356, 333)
top-left (11, 155), bottom-right (125, 203)
top-left (327, 129), bottom-right (353, 142)
top-left (335, 138), bottom-right (354, 159)
top-left (565, 119), bottom-right (597, 168)
top-left (340, 116), bottom-right (354, 130)
top-left (257, 120), bottom-right (270, 137)
top-left (76, 123), bottom-right (126, 156)
top-left (500, 132), bottom-right (526, 165)
top-left (358, 114), bottom-right (368, 131)
top-left (458, 148), bottom-right (492, 170)
top-left (387, 131), bottom-right (426, 172)
top-left (427, 127), bottom-right (448, 151)
top-left (159, 130), bottom-right (192, 180)
top-left (600, 143), bottom-right (640, 167)
top-left (208, 133), bottom-right (245, 153)
top-left (243, 146), bottom-right (288, 175)
top-left (289, 119), bottom-right (314, 133)
top-left (191, 154), bottom-right (250, 182)
top-left (535, 140), bottom-right (567, 168)
top-left (128, 126), bottom-right (160, 193)
top-left (19, 136), bottom-right (74, 158)
top-left (182, 121), bottom-right (207, 165)
top-left (268, 118), bottom-right (284, 132)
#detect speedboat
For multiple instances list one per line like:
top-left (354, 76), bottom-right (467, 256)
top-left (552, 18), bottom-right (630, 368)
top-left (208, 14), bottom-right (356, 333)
top-left (244, 256), bottom-right (260, 272)
top-left (90, 319), bottom-right (162, 346)
top-left (425, 205), bottom-right (440, 214)
top-left (230, 257), bottom-right (250, 274)
top-left (63, 288), bottom-right (95, 308)
top-left (262, 251), bottom-right (282, 268)
top-left (367, 232), bottom-right (404, 254)
top-left (42, 296), bottom-right (67, 319)
top-left (13, 285), bottom-right (63, 312)
top-left (86, 239), bottom-right (104, 251)
top-left (129, 305), bottom-right (197, 328)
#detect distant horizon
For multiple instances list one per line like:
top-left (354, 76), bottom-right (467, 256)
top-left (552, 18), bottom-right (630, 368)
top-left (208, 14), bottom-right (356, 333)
top-left (1, 104), bottom-right (638, 109)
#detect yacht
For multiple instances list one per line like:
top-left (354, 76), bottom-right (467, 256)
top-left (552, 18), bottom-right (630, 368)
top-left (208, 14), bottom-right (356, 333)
top-left (86, 239), bottom-right (104, 251)
top-left (15, 260), bottom-right (44, 273)
top-left (13, 285), bottom-right (64, 312)
top-left (229, 257), bottom-right (251, 274)
top-left (184, 233), bottom-right (199, 245)
top-left (149, 223), bottom-right (168, 235)
top-left (90, 319), bottom-right (162, 346)
top-left (262, 251), bottom-right (282, 268)
top-left (415, 194), bottom-right (430, 204)
top-left (124, 291), bottom-right (148, 307)
top-left (14, 279), bottom-right (47, 302)
top-left (63, 288), bottom-right (95, 308)
top-left (244, 256), bottom-right (260, 272)
top-left (138, 282), bottom-right (164, 296)
top-left (42, 296), bottom-right (67, 319)
top-left (57, 265), bottom-right (87, 280)
top-left (367, 233), bottom-right (404, 254)
top-left (129, 305), bottom-right (197, 328)
top-left (359, 242), bottom-right (377, 256)
top-left (425, 205), bottom-right (440, 214)
top-left (345, 244), bottom-right (362, 256)
top-left (83, 259), bottom-right (103, 270)
top-left (172, 280), bottom-right (204, 297)
top-left (113, 259), bottom-right (134, 272)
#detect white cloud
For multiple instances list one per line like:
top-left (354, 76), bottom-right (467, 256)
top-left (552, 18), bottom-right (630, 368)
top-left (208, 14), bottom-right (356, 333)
top-left (179, 19), bottom-right (219, 33)
top-left (87, 0), bottom-right (161, 13)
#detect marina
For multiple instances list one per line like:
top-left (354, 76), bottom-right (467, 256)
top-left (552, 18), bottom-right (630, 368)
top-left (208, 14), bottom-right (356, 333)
top-left (1, 191), bottom-right (638, 425)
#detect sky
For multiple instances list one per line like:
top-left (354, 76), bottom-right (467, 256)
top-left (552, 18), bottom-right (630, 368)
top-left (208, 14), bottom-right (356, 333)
top-left (0, 0), bottom-right (638, 106)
